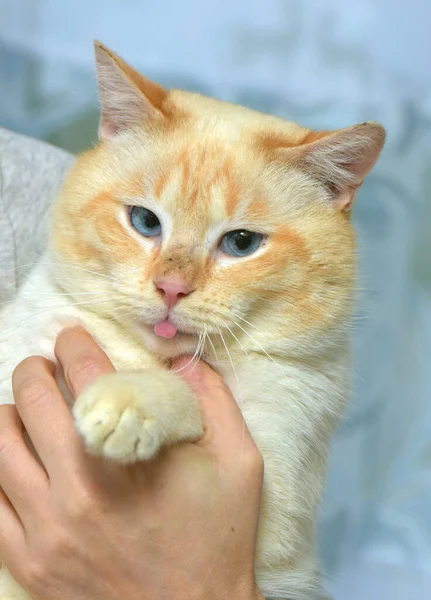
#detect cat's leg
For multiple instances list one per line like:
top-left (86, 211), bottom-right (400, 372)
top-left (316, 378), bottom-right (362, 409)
top-left (73, 369), bottom-right (203, 463)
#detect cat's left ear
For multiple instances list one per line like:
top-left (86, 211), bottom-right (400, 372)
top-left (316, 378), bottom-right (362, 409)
top-left (293, 122), bottom-right (386, 211)
top-left (94, 41), bottom-right (167, 140)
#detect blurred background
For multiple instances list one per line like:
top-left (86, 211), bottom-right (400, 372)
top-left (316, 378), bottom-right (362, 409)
top-left (1, 1), bottom-right (430, 598)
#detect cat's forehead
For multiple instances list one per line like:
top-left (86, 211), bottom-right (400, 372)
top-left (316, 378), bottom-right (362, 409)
top-left (144, 138), bottom-right (316, 228)
top-left (152, 143), bottom-right (240, 218)
top-left (107, 122), bottom-right (329, 232)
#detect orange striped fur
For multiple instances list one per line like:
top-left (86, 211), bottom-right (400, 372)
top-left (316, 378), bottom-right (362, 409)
top-left (52, 76), bottom-right (383, 346)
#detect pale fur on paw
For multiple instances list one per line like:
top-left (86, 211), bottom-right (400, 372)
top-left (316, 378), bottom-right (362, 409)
top-left (73, 370), bottom-right (203, 463)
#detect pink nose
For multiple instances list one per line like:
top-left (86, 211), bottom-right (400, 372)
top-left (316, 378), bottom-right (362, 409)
top-left (154, 276), bottom-right (193, 308)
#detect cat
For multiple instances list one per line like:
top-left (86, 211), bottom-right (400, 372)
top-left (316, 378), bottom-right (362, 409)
top-left (0, 41), bottom-right (385, 600)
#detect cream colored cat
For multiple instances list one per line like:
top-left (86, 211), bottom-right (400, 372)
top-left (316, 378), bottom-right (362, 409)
top-left (0, 42), bottom-right (385, 600)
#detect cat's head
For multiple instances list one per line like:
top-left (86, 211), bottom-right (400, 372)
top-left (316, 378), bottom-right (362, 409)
top-left (50, 42), bottom-right (385, 360)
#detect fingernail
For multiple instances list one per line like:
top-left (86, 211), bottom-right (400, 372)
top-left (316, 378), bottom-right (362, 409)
top-left (57, 325), bottom-right (85, 339)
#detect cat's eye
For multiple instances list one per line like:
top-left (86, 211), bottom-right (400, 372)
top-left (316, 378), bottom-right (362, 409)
top-left (130, 206), bottom-right (161, 237)
top-left (220, 230), bottom-right (263, 257)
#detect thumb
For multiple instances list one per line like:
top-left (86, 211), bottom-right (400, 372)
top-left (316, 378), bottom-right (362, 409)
top-left (171, 357), bottom-right (255, 455)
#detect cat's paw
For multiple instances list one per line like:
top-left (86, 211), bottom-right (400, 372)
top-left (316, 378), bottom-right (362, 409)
top-left (73, 370), bottom-right (202, 463)
top-left (73, 374), bottom-right (163, 461)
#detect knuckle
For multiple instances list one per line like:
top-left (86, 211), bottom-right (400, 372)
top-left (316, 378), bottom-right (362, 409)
top-left (48, 524), bottom-right (76, 556)
top-left (0, 432), bottom-right (20, 461)
top-left (64, 481), bottom-right (101, 521)
top-left (25, 527), bottom-right (76, 590)
top-left (16, 377), bottom-right (53, 410)
top-left (66, 355), bottom-right (105, 392)
top-left (22, 558), bottom-right (49, 592)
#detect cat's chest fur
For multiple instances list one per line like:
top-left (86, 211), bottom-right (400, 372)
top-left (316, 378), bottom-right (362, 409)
top-left (0, 263), bottom-right (347, 599)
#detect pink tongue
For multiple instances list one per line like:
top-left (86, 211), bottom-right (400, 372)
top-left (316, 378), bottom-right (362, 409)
top-left (154, 320), bottom-right (178, 339)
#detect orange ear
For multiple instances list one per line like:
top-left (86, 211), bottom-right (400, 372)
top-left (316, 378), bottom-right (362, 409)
top-left (94, 41), bottom-right (168, 140)
top-left (292, 122), bottom-right (386, 210)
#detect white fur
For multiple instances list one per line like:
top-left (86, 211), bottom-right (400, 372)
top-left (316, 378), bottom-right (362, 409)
top-left (0, 255), bottom-right (348, 600)
top-left (0, 44), bottom-right (386, 600)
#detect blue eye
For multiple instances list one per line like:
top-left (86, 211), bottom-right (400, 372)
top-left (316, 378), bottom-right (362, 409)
top-left (130, 206), bottom-right (161, 237)
top-left (220, 230), bottom-right (263, 257)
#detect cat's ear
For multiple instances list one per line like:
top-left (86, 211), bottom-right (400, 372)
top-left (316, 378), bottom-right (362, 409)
top-left (293, 122), bottom-right (386, 211)
top-left (94, 41), bottom-right (167, 140)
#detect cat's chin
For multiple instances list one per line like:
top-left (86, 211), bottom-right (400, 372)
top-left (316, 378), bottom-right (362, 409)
top-left (133, 323), bottom-right (199, 359)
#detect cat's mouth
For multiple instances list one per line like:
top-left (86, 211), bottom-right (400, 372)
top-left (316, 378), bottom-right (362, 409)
top-left (153, 318), bottom-right (178, 339)
top-left (151, 317), bottom-right (196, 340)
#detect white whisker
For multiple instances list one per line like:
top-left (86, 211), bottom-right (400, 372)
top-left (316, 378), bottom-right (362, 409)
top-left (1, 298), bottom-right (127, 335)
top-left (223, 321), bottom-right (249, 359)
top-left (0, 290), bottom-right (108, 308)
top-left (206, 333), bottom-right (218, 361)
top-left (198, 331), bottom-right (206, 362)
top-left (173, 332), bottom-right (204, 374)
top-left (50, 262), bottom-right (118, 281)
top-left (218, 326), bottom-right (239, 387)
top-left (230, 318), bottom-right (278, 366)
top-left (230, 310), bottom-right (259, 331)
top-left (4, 258), bottom-right (122, 283)
top-left (104, 307), bottom-right (140, 322)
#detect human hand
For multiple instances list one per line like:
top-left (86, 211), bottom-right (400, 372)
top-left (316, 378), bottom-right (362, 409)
top-left (0, 327), bottom-right (265, 600)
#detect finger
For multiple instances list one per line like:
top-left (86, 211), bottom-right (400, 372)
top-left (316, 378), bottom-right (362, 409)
top-left (12, 355), bottom-right (82, 477)
top-left (55, 327), bottom-right (115, 398)
top-left (172, 357), bottom-right (258, 458)
top-left (0, 405), bottom-right (48, 525)
top-left (0, 486), bottom-right (26, 565)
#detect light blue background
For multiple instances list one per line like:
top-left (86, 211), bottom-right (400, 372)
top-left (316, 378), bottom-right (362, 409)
top-left (1, 1), bottom-right (430, 597)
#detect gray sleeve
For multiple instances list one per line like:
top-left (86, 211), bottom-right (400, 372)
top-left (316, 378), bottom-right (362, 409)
top-left (0, 128), bottom-right (74, 304)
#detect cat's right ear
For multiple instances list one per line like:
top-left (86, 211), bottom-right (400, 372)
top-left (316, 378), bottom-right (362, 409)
top-left (94, 41), bottom-right (167, 140)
